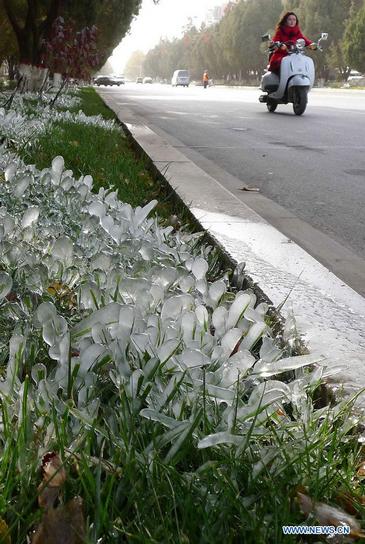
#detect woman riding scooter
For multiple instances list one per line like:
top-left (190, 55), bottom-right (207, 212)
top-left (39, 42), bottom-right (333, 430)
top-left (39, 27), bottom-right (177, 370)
top-left (268, 12), bottom-right (316, 74)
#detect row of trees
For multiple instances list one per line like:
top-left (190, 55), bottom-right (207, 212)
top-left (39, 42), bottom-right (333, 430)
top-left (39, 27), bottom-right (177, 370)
top-left (0, 0), bottom-right (160, 90)
top-left (140, 0), bottom-right (365, 83)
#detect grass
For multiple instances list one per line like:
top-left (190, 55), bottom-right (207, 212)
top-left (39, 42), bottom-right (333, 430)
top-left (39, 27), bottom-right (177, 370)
top-left (1, 382), bottom-right (364, 543)
top-left (2, 87), bottom-right (365, 543)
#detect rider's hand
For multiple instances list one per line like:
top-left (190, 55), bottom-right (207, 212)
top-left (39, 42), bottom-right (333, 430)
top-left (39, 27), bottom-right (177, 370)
top-left (280, 44), bottom-right (287, 51)
top-left (309, 43), bottom-right (318, 50)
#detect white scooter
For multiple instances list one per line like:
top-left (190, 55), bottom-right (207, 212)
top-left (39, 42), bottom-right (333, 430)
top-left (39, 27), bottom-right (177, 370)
top-left (259, 32), bottom-right (328, 115)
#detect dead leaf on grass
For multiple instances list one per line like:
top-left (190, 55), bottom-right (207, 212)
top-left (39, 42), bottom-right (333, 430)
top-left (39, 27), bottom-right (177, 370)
top-left (296, 489), bottom-right (365, 538)
top-left (32, 496), bottom-right (85, 544)
top-left (239, 186), bottom-right (260, 192)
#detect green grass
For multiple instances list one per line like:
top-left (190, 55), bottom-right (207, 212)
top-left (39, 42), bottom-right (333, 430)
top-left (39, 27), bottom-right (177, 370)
top-left (21, 88), bottom-right (194, 224)
top-left (1, 383), bottom-right (364, 543)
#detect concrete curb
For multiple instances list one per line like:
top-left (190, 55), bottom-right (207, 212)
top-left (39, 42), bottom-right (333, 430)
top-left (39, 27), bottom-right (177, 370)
top-left (97, 89), bottom-right (365, 403)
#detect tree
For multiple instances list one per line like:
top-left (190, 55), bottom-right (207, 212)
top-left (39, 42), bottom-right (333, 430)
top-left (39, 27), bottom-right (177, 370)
top-left (343, 0), bottom-right (365, 73)
top-left (124, 50), bottom-right (145, 79)
top-left (0, 0), bottom-right (144, 89)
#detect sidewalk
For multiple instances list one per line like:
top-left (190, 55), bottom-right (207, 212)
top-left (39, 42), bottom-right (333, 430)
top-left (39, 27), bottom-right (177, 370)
top-left (98, 88), bottom-right (365, 403)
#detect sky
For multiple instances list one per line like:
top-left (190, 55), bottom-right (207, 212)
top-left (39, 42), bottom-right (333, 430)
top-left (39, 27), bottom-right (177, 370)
top-left (109, 0), bottom-right (224, 73)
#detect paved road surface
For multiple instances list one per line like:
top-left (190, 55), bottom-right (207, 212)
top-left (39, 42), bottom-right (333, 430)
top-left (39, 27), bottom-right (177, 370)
top-left (101, 84), bottom-right (365, 295)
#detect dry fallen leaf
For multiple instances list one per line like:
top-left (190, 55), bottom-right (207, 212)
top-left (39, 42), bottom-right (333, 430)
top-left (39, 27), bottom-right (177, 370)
top-left (0, 518), bottom-right (11, 544)
top-left (296, 490), bottom-right (365, 538)
top-left (240, 186), bottom-right (260, 192)
top-left (32, 496), bottom-right (85, 544)
top-left (336, 490), bottom-right (365, 516)
top-left (357, 462), bottom-right (365, 478)
top-left (33, 453), bottom-right (86, 543)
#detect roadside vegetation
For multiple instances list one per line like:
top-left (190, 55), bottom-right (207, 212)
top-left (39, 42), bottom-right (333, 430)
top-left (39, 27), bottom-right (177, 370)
top-left (0, 87), bottom-right (365, 543)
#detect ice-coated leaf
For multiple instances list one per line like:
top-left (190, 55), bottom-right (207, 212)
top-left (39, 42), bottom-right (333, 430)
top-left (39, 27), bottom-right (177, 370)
top-left (160, 294), bottom-right (194, 321)
top-left (80, 343), bottom-right (106, 373)
top-left (51, 155), bottom-right (64, 183)
top-left (205, 384), bottom-right (235, 401)
top-left (43, 316), bottom-right (68, 346)
top-left (177, 348), bottom-right (210, 369)
top-left (226, 293), bottom-right (252, 329)
top-left (52, 236), bottom-right (73, 262)
top-left (195, 305), bottom-right (208, 328)
top-left (35, 301), bottom-right (57, 325)
top-left (179, 275), bottom-right (195, 293)
top-left (191, 257), bottom-right (208, 280)
top-left (90, 253), bottom-right (112, 272)
top-left (239, 322), bottom-right (267, 351)
top-left (208, 280), bottom-right (226, 305)
top-left (253, 354), bottom-right (322, 377)
top-left (100, 214), bottom-right (114, 233)
top-left (181, 311), bottom-right (196, 342)
top-left (259, 336), bottom-right (282, 363)
top-left (88, 200), bottom-right (106, 218)
top-left (220, 350), bottom-right (256, 386)
top-left (13, 176), bottom-right (30, 197)
top-left (72, 303), bottom-right (122, 336)
top-left (212, 306), bottom-right (227, 335)
top-left (0, 271), bottom-right (12, 300)
top-left (5, 163), bottom-right (17, 182)
top-left (157, 339), bottom-right (181, 364)
top-left (79, 282), bottom-right (101, 310)
top-left (21, 206), bottom-right (40, 228)
top-left (134, 199), bottom-right (157, 227)
top-left (198, 432), bottom-right (242, 449)
top-left (83, 174), bottom-right (93, 189)
top-left (140, 409), bottom-right (181, 429)
top-left (221, 328), bottom-right (242, 354)
top-left (150, 266), bottom-right (177, 289)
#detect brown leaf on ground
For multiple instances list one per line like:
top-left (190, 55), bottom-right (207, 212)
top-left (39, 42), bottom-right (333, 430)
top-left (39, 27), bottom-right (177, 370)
top-left (239, 186), bottom-right (260, 192)
top-left (38, 452), bottom-right (66, 509)
top-left (296, 490), bottom-right (365, 538)
top-left (336, 491), bottom-right (365, 516)
top-left (32, 496), bottom-right (85, 544)
top-left (0, 518), bottom-right (11, 544)
top-left (357, 462), bottom-right (365, 477)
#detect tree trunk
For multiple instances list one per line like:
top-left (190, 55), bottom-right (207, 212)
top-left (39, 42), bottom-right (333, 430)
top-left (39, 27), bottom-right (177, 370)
top-left (3, 0), bottom-right (60, 92)
top-left (18, 64), bottom-right (48, 92)
top-left (53, 73), bottom-right (63, 88)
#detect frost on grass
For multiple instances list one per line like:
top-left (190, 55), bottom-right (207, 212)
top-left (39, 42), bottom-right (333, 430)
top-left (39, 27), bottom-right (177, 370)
top-left (0, 148), bottom-right (337, 455)
top-left (0, 91), bottom-right (115, 153)
top-left (0, 91), bottom-right (360, 542)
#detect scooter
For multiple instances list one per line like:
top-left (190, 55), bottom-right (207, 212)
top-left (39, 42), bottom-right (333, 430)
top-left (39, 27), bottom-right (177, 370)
top-left (259, 32), bottom-right (328, 115)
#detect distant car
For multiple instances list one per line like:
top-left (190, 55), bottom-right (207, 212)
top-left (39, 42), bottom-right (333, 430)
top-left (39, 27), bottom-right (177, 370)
top-left (113, 75), bottom-right (125, 85)
top-left (93, 75), bottom-right (124, 87)
top-left (347, 75), bottom-right (365, 85)
top-left (143, 77), bottom-right (153, 84)
top-left (171, 69), bottom-right (190, 87)
top-left (136, 77), bottom-right (143, 83)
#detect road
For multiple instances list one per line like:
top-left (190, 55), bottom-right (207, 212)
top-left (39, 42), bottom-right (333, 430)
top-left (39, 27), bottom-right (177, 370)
top-left (103, 83), bottom-right (365, 294)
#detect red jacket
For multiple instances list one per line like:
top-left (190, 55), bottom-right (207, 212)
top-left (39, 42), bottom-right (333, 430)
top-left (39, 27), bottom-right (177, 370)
top-left (268, 25), bottom-right (312, 73)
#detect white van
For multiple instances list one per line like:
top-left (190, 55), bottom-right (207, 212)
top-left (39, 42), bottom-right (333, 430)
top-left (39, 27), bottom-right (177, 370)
top-left (171, 70), bottom-right (190, 87)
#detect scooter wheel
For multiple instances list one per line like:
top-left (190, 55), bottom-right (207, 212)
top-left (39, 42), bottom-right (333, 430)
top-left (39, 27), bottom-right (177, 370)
top-left (267, 100), bottom-right (277, 113)
top-left (293, 87), bottom-right (308, 115)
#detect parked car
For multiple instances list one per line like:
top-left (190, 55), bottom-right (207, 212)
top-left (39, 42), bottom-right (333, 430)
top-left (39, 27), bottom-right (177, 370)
top-left (171, 69), bottom-right (190, 87)
top-left (93, 75), bottom-right (124, 86)
top-left (143, 77), bottom-right (153, 84)
top-left (136, 77), bottom-right (143, 83)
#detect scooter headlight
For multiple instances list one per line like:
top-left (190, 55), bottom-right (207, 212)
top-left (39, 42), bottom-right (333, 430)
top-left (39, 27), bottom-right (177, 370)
top-left (296, 38), bottom-right (306, 50)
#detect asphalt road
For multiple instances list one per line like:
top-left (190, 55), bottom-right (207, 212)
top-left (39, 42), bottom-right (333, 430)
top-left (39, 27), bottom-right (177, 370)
top-left (104, 83), bottom-right (365, 292)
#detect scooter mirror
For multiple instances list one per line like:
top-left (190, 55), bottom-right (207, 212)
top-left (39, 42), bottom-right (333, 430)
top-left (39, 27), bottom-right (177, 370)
top-left (320, 33), bottom-right (328, 40)
top-left (261, 33), bottom-right (271, 42)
